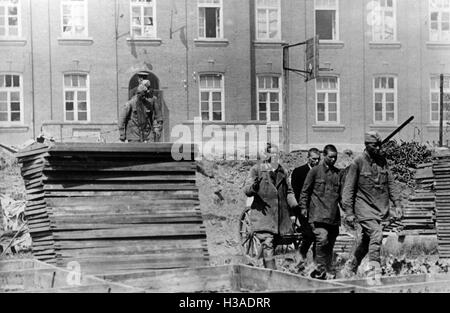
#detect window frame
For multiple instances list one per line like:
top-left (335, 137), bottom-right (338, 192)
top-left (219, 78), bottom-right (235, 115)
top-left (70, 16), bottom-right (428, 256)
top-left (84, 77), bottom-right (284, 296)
top-left (0, 73), bottom-right (23, 125)
top-left (314, 0), bottom-right (340, 41)
top-left (63, 73), bottom-right (91, 123)
top-left (129, 0), bottom-right (157, 38)
top-left (256, 75), bottom-right (282, 124)
top-left (315, 76), bottom-right (340, 125)
top-left (197, 0), bottom-right (223, 39)
top-left (198, 73), bottom-right (225, 122)
top-left (255, 0), bottom-right (281, 41)
top-left (60, 0), bottom-right (89, 38)
top-left (0, 0), bottom-right (22, 38)
top-left (429, 0), bottom-right (450, 42)
top-left (371, 0), bottom-right (397, 42)
top-left (430, 75), bottom-right (450, 123)
top-left (372, 75), bottom-right (398, 125)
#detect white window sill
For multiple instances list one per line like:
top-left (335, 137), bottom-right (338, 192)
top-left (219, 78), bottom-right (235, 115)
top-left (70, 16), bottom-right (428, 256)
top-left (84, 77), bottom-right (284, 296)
top-left (369, 41), bottom-right (402, 49)
top-left (426, 123), bottom-right (450, 130)
top-left (369, 124), bottom-right (399, 131)
top-left (319, 40), bottom-right (344, 49)
top-left (426, 41), bottom-right (450, 49)
top-left (0, 125), bottom-right (29, 132)
top-left (194, 38), bottom-right (229, 47)
top-left (42, 121), bottom-right (115, 126)
top-left (254, 40), bottom-right (287, 48)
top-left (58, 37), bottom-right (94, 45)
top-left (126, 37), bottom-right (162, 46)
top-left (312, 124), bottom-right (345, 131)
top-left (0, 38), bottom-right (27, 46)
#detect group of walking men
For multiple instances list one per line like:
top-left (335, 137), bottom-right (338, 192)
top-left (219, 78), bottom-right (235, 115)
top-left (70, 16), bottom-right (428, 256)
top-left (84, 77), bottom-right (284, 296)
top-left (244, 131), bottom-right (404, 279)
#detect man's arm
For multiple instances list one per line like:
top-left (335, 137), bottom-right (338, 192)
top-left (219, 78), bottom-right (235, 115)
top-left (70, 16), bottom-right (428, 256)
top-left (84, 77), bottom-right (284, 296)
top-left (341, 161), bottom-right (358, 217)
top-left (290, 168), bottom-right (301, 201)
top-left (298, 168), bottom-right (316, 215)
top-left (243, 165), bottom-right (260, 197)
top-left (118, 102), bottom-right (131, 142)
top-left (387, 170), bottom-right (401, 206)
top-left (286, 170), bottom-right (299, 217)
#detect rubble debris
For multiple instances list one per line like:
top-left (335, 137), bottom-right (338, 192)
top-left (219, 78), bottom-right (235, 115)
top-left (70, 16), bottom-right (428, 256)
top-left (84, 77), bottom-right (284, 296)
top-left (0, 195), bottom-right (31, 255)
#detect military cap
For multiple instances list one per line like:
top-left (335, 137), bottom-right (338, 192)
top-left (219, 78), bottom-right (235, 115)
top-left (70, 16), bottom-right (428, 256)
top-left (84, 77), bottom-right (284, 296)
top-left (364, 131), bottom-right (382, 144)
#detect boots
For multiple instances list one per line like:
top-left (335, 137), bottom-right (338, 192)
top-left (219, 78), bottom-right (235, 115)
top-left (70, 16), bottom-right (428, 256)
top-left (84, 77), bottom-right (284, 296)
top-left (263, 258), bottom-right (277, 270)
top-left (310, 268), bottom-right (327, 280)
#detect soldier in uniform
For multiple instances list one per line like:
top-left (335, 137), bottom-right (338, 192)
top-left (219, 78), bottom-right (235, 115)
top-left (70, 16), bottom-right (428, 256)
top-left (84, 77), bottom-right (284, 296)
top-left (119, 81), bottom-right (164, 143)
top-left (243, 144), bottom-right (298, 270)
top-left (341, 131), bottom-right (403, 278)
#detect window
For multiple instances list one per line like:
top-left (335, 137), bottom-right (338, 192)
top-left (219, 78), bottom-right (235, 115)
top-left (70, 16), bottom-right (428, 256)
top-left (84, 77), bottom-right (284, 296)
top-left (199, 74), bottom-right (224, 121)
top-left (371, 0), bottom-right (396, 41)
top-left (315, 0), bottom-right (339, 40)
top-left (430, 0), bottom-right (450, 41)
top-left (198, 0), bottom-right (222, 39)
top-left (0, 0), bottom-right (20, 38)
top-left (0, 74), bottom-right (22, 124)
top-left (61, 0), bottom-right (88, 37)
top-left (256, 0), bottom-right (280, 40)
top-left (373, 76), bottom-right (397, 123)
top-left (315, 77), bottom-right (339, 123)
top-left (257, 76), bottom-right (281, 123)
top-left (130, 0), bottom-right (156, 38)
top-left (64, 74), bottom-right (89, 122)
top-left (430, 75), bottom-right (450, 122)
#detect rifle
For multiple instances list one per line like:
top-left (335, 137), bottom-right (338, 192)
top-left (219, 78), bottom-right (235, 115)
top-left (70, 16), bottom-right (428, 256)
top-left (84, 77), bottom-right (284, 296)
top-left (381, 116), bottom-right (415, 146)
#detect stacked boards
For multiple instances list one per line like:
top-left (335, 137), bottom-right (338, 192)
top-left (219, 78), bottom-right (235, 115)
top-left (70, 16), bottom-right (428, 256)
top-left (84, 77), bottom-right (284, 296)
top-left (399, 163), bottom-right (436, 235)
top-left (16, 144), bottom-right (55, 264)
top-left (433, 151), bottom-right (450, 258)
top-left (18, 143), bottom-right (209, 275)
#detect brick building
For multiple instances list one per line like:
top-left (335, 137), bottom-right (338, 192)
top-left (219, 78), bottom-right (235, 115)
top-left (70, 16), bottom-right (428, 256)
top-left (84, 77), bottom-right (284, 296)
top-left (0, 0), bottom-right (449, 152)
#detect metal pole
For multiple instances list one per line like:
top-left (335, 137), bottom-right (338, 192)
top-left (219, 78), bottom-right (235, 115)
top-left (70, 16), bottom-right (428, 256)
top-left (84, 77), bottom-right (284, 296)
top-left (440, 74), bottom-right (444, 147)
top-left (283, 47), bottom-right (289, 153)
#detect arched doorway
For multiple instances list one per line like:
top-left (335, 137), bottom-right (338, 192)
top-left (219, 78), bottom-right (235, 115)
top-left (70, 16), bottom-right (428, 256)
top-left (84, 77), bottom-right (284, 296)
top-left (128, 71), bottom-right (160, 100)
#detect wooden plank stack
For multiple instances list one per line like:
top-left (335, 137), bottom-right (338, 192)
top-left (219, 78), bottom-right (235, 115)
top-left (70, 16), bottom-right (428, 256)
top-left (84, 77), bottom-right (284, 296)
top-left (16, 143), bottom-right (55, 264)
top-left (18, 143), bottom-right (209, 275)
top-left (433, 150), bottom-right (450, 259)
top-left (398, 163), bottom-right (436, 235)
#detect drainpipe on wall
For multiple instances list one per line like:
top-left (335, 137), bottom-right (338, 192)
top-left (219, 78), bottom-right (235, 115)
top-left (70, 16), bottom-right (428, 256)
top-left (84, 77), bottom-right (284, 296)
top-left (47, 0), bottom-right (54, 120)
top-left (249, 0), bottom-right (256, 120)
top-left (29, 0), bottom-right (36, 139)
top-left (185, 0), bottom-right (189, 120)
top-left (114, 0), bottom-right (120, 121)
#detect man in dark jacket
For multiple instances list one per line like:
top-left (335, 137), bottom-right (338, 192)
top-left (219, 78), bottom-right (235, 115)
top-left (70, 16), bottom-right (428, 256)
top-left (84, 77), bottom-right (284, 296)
top-left (341, 131), bottom-right (403, 278)
top-left (291, 148), bottom-right (321, 201)
top-left (298, 145), bottom-right (341, 279)
top-left (289, 148), bottom-right (320, 270)
top-left (118, 84), bottom-right (155, 142)
top-left (244, 144), bottom-right (298, 270)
